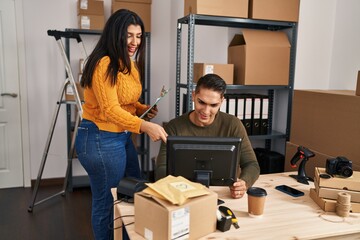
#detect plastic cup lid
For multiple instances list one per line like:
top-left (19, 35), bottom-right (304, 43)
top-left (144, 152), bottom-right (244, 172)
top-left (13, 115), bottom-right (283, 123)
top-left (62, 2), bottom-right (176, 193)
top-left (247, 187), bottom-right (267, 197)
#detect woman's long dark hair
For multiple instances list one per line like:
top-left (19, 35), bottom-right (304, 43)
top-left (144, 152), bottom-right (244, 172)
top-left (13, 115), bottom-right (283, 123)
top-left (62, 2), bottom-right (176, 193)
top-left (81, 9), bottom-right (146, 88)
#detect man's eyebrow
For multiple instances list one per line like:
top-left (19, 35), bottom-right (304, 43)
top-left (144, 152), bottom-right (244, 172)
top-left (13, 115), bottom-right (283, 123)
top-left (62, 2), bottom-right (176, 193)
top-left (197, 97), bottom-right (205, 103)
top-left (197, 97), bottom-right (220, 106)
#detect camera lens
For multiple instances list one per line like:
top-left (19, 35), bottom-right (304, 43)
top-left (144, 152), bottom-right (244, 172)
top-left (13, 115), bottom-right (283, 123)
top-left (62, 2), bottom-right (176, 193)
top-left (340, 166), bottom-right (353, 178)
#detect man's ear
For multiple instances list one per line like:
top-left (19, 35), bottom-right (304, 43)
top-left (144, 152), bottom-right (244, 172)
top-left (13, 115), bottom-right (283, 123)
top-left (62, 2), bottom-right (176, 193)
top-left (220, 96), bottom-right (225, 104)
top-left (191, 91), bottom-right (195, 102)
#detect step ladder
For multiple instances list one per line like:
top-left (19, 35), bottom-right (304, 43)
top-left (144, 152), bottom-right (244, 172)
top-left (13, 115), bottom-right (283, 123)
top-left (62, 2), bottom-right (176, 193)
top-left (28, 30), bottom-right (87, 212)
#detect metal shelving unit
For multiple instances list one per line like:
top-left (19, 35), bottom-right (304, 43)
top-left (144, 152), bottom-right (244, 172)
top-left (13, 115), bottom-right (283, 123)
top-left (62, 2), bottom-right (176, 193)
top-left (64, 29), bottom-right (151, 184)
top-left (175, 14), bottom-right (298, 149)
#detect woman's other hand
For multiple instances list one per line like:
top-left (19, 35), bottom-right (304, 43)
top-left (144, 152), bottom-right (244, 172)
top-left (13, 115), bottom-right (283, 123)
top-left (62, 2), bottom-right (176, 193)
top-left (146, 105), bottom-right (158, 120)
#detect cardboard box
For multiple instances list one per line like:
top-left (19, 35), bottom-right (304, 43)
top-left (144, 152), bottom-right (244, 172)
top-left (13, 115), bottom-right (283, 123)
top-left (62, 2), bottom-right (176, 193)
top-left (65, 80), bottom-right (84, 102)
top-left (284, 141), bottom-right (334, 179)
top-left (290, 90), bottom-right (360, 167)
top-left (134, 190), bottom-right (217, 240)
top-left (228, 29), bottom-right (290, 85)
top-left (249, 0), bottom-right (300, 22)
top-left (310, 188), bottom-right (360, 213)
top-left (193, 63), bottom-right (234, 85)
top-left (314, 178), bottom-right (360, 203)
top-left (184, 0), bottom-right (248, 18)
top-left (356, 71), bottom-right (360, 96)
top-left (77, 0), bottom-right (104, 16)
top-left (315, 167), bottom-right (360, 192)
top-left (78, 15), bottom-right (105, 30)
top-left (111, 0), bottom-right (152, 32)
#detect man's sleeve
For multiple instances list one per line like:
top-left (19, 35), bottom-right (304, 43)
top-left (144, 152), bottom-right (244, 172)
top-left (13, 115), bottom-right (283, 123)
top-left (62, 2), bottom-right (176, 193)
top-left (239, 133), bottom-right (260, 187)
top-left (155, 141), bottom-right (167, 181)
top-left (154, 120), bottom-right (179, 181)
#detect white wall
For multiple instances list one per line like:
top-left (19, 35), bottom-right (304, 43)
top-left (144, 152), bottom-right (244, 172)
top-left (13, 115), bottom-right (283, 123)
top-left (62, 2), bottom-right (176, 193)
top-left (294, 0), bottom-right (336, 89)
top-left (147, 0), bottom-right (173, 163)
top-left (21, 0), bottom-right (360, 180)
top-left (295, 0), bottom-right (360, 90)
top-left (23, 0), bottom-right (77, 178)
top-left (329, 0), bottom-right (360, 89)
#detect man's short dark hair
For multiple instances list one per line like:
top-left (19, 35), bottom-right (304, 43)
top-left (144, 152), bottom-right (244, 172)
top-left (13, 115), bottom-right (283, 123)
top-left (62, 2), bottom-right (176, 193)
top-left (195, 74), bottom-right (227, 97)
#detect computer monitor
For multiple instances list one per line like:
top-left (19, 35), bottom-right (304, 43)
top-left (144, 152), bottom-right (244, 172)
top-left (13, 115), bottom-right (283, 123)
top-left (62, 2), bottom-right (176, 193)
top-left (166, 136), bottom-right (242, 187)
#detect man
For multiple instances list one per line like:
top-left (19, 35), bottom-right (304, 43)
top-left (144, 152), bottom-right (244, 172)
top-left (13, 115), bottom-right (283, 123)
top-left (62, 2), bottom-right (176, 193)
top-left (155, 73), bottom-right (260, 199)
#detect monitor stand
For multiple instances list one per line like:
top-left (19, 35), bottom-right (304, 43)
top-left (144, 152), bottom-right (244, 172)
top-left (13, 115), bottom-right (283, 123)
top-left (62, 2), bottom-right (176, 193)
top-left (194, 170), bottom-right (211, 187)
top-left (194, 170), bottom-right (225, 205)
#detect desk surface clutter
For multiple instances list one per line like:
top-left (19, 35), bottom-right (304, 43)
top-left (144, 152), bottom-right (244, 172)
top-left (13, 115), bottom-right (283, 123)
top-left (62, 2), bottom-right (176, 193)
top-left (112, 172), bottom-right (360, 240)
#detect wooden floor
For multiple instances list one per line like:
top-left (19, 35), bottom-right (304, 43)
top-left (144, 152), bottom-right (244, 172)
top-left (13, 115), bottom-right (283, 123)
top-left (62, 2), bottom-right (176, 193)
top-left (0, 185), bottom-right (94, 240)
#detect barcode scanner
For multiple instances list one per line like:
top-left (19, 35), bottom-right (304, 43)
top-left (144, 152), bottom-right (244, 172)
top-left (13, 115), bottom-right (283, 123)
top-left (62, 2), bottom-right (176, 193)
top-left (290, 146), bottom-right (315, 167)
top-left (289, 146), bottom-right (315, 185)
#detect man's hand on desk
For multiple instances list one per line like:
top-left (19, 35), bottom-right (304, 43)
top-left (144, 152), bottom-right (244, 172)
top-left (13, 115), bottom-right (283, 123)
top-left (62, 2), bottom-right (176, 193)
top-left (229, 179), bottom-right (247, 199)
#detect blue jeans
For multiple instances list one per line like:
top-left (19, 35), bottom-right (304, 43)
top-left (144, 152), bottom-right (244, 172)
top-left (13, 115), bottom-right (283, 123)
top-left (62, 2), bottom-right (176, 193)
top-left (75, 119), bottom-right (141, 240)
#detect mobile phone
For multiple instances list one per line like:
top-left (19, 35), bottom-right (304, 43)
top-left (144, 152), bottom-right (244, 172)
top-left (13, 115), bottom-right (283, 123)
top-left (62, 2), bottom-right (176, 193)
top-left (275, 185), bottom-right (304, 197)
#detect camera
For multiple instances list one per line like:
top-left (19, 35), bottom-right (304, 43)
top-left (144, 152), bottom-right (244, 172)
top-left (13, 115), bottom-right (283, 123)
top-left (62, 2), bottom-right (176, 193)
top-left (326, 156), bottom-right (353, 178)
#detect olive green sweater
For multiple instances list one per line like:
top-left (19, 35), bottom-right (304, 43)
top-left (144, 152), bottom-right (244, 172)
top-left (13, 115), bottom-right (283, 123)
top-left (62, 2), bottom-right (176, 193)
top-left (155, 111), bottom-right (260, 187)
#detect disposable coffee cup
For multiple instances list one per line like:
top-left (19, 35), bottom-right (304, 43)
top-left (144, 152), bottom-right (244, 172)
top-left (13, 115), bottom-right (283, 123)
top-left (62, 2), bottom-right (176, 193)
top-left (247, 187), bottom-right (267, 217)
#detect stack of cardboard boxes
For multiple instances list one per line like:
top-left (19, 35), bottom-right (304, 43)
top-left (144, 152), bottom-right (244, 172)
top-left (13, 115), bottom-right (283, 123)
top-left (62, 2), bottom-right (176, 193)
top-left (310, 167), bottom-right (360, 213)
top-left (77, 0), bottom-right (105, 30)
top-left (77, 0), bottom-right (152, 32)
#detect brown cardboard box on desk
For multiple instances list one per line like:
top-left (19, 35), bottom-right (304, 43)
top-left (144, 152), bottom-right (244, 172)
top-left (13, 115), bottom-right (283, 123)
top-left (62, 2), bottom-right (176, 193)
top-left (310, 167), bottom-right (360, 213)
top-left (134, 189), bottom-right (217, 240)
top-left (315, 167), bottom-right (360, 192)
top-left (314, 179), bottom-right (360, 203)
top-left (310, 188), bottom-right (360, 213)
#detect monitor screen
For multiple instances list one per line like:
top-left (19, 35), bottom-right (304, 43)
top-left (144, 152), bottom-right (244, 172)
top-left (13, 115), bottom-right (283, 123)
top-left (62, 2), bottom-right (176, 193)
top-left (166, 136), bottom-right (242, 187)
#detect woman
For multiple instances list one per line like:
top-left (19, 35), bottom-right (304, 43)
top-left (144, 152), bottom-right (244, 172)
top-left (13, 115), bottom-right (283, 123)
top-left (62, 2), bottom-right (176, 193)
top-left (75, 9), bottom-right (167, 240)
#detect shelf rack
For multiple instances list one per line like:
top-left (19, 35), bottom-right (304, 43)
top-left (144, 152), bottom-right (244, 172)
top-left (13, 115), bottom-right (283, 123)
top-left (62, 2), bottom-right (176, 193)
top-left (175, 14), bottom-right (298, 148)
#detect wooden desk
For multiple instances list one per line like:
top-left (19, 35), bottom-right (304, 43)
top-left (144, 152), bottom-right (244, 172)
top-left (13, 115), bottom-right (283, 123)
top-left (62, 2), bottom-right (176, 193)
top-left (112, 172), bottom-right (360, 240)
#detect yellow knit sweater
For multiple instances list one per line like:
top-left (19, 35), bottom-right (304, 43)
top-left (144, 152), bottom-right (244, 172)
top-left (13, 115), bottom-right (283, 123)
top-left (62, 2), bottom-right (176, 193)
top-left (82, 56), bottom-right (147, 134)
